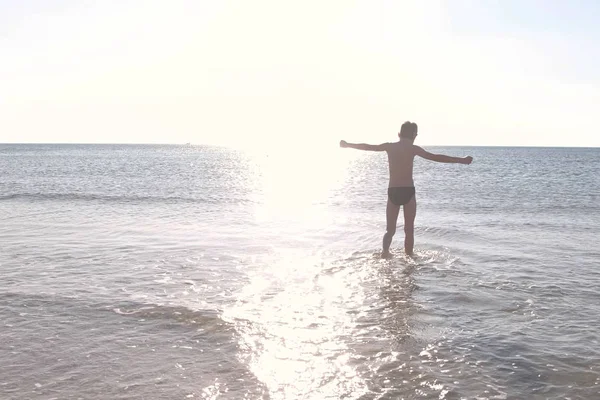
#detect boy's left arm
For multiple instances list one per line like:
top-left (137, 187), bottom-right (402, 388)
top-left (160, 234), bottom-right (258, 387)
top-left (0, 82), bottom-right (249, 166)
top-left (340, 140), bottom-right (388, 151)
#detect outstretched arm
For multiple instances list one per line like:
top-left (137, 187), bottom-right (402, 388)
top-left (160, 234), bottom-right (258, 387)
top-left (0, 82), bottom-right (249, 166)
top-left (414, 146), bottom-right (473, 164)
top-left (340, 140), bottom-right (388, 151)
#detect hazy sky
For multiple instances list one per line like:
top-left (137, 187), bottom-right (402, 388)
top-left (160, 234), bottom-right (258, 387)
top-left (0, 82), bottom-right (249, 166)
top-left (2, 0), bottom-right (599, 147)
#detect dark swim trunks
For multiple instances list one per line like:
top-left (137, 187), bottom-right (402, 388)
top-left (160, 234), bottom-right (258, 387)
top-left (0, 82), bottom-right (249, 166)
top-left (387, 187), bottom-right (415, 206)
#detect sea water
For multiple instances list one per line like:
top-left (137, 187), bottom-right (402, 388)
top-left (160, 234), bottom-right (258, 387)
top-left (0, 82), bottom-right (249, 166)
top-left (1, 144), bottom-right (599, 399)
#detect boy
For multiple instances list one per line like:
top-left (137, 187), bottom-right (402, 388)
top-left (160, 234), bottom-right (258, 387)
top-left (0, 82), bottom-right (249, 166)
top-left (340, 121), bottom-right (473, 258)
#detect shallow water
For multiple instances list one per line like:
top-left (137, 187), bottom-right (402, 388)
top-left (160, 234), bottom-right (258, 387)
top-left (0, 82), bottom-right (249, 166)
top-left (1, 144), bottom-right (599, 399)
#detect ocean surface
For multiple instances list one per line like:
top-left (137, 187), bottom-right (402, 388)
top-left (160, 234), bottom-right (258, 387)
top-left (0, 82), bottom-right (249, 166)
top-left (1, 143), bottom-right (599, 399)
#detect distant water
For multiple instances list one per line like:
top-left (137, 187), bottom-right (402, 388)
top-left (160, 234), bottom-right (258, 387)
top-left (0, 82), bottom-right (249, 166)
top-left (1, 143), bottom-right (599, 399)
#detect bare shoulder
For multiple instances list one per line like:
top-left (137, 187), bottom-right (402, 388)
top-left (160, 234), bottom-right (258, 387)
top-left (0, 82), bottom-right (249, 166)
top-left (381, 142), bottom-right (395, 151)
top-left (411, 144), bottom-right (426, 156)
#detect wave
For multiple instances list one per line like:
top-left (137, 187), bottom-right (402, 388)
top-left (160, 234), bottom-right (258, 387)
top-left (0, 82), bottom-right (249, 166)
top-left (0, 291), bottom-right (230, 329)
top-left (109, 302), bottom-right (230, 328)
top-left (0, 192), bottom-right (256, 205)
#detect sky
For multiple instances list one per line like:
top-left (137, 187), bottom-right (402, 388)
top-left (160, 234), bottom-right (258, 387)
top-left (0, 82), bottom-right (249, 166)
top-left (1, 0), bottom-right (599, 147)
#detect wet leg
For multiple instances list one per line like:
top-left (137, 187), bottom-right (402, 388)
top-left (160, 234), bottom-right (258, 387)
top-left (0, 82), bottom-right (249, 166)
top-left (382, 199), bottom-right (400, 258)
top-left (403, 196), bottom-right (417, 256)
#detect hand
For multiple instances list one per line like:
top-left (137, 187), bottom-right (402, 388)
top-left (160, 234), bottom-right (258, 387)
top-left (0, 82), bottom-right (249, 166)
top-left (462, 156), bottom-right (473, 165)
top-left (339, 140), bottom-right (348, 148)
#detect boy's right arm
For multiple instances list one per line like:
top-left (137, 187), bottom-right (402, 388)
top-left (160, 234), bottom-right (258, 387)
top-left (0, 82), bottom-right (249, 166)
top-left (414, 146), bottom-right (473, 164)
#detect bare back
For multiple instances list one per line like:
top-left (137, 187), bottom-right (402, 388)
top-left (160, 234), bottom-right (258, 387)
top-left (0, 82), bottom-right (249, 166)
top-left (385, 141), bottom-right (417, 187)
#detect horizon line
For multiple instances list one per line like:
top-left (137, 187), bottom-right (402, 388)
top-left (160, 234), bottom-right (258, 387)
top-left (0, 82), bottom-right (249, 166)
top-left (1, 142), bottom-right (599, 149)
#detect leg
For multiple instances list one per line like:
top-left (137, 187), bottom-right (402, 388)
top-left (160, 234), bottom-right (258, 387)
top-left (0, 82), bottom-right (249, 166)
top-left (403, 196), bottom-right (417, 256)
top-left (382, 199), bottom-right (400, 258)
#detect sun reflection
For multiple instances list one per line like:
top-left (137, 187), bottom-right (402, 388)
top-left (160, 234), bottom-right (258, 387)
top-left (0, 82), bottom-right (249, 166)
top-left (222, 251), bottom-right (372, 399)
top-left (222, 248), bottom-right (462, 399)
top-left (244, 144), bottom-right (362, 224)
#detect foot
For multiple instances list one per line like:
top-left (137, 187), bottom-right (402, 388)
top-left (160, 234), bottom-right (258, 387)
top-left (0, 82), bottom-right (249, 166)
top-left (381, 251), bottom-right (393, 259)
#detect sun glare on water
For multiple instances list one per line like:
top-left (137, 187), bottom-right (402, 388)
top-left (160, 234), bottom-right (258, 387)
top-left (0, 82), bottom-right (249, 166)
top-left (244, 143), bottom-right (360, 225)
top-left (215, 143), bottom-right (384, 398)
top-left (221, 250), bottom-right (377, 399)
